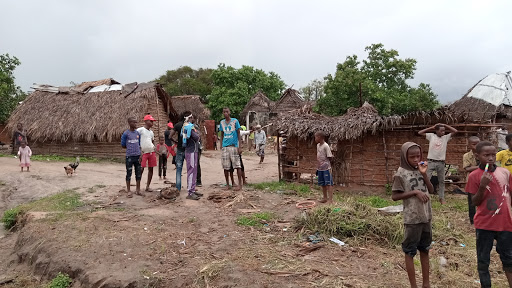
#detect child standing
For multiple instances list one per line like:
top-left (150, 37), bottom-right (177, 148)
top-left (496, 133), bottom-right (512, 174)
top-left (467, 141), bottom-right (512, 288)
top-left (121, 117), bottom-right (142, 197)
top-left (18, 141), bottom-right (32, 172)
top-left (156, 138), bottom-right (171, 180)
top-left (315, 131), bottom-right (333, 203)
top-left (463, 136), bottom-right (480, 224)
top-left (137, 115), bottom-right (157, 192)
top-left (392, 142), bottom-right (433, 288)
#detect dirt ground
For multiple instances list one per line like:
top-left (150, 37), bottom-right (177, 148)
top-left (0, 150), bottom-right (510, 287)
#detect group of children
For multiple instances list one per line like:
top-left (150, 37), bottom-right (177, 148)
top-left (391, 130), bottom-right (512, 288)
top-left (313, 124), bottom-right (512, 287)
top-left (121, 112), bottom-right (205, 200)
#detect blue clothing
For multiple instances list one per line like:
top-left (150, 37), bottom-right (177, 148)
top-left (317, 170), bottom-right (333, 186)
top-left (121, 129), bottom-right (141, 157)
top-left (220, 118), bottom-right (241, 148)
top-left (175, 150), bottom-right (185, 191)
top-left (182, 123), bottom-right (194, 146)
top-left (125, 155), bottom-right (142, 181)
top-left (185, 129), bottom-right (200, 154)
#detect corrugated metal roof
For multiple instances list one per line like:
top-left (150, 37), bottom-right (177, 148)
top-left (467, 72), bottom-right (512, 106)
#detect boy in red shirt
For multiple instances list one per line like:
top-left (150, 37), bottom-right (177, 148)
top-left (467, 141), bottom-right (512, 288)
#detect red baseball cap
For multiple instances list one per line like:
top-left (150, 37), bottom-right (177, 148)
top-left (144, 115), bottom-right (155, 121)
top-left (167, 122), bottom-right (174, 128)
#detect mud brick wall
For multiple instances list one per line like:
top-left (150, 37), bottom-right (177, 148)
top-left (281, 127), bottom-right (491, 187)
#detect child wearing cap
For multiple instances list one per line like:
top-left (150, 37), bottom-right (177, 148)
top-left (137, 114), bottom-right (157, 192)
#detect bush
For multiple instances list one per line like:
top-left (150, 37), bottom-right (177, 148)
top-left (1, 206), bottom-right (24, 230)
top-left (47, 272), bottom-right (72, 288)
top-left (294, 199), bottom-right (403, 247)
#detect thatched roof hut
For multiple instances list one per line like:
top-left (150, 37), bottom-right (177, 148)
top-left (170, 95), bottom-right (211, 123)
top-left (276, 102), bottom-right (501, 187)
top-left (449, 72), bottom-right (512, 123)
top-left (240, 90), bottom-right (274, 119)
top-left (7, 79), bottom-right (178, 158)
top-left (271, 88), bottom-right (304, 115)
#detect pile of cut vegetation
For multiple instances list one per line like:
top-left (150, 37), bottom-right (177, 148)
top-left (295, 198), bottom-right (404, 247)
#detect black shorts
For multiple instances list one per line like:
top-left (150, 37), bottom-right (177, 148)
top-left (230, 154), bottom-right (244, 172)
top-left (402, 221), bottom-right (432, 257)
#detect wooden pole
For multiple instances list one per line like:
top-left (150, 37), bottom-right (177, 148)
top-left (277, 132), bottom-right (282, 181)
top-left (382, 130), bottom-right (390, 183)
top-left (359, 82), bottom-right (363, 107)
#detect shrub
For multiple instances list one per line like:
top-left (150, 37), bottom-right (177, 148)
top-left (1, 206), bottom-right (24, 230)
top-left (47, 272), bottom-right (72, 288)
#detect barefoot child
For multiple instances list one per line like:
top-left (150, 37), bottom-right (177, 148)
top-left (467, 141), bottom-right (512, 288)
top-left (315, 131), bottom-right (333, 203)
top-left (156, 138), bottom-right (171, 180)
top-left (18, 141), bottom-right (32, 172)
top-left (463, 136), bottom-right (480, 224)
top-left (220, 107), bottom-right (243, 191)
top-left (182, 114), bottom-right (202, 200)
top-left (121, 117), bottom-right (142, 197)
top-left (392, 142), bottom-right (433, 288)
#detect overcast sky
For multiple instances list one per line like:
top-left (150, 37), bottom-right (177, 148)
top-left (1, 0), bottom-right (510, 104)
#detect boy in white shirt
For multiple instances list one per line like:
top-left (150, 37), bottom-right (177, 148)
top-left (137, 115), bottom-right (157, 193)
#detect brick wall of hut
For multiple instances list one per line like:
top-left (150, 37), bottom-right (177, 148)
top-left (0, 124), bottom-right (10, 144)
top-left (281, 126), bottom-right (498, 187)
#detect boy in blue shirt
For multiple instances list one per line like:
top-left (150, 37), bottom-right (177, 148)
top-left (121, 117), bottom-right (142, 198)
top-left (220, 107), bottom-right (242, 191)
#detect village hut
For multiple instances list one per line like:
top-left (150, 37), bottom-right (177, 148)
top-left (240, 90), bottom-right (274, 129)
top-left (270, 88), bottom-right (304, 118)
top-left (275, 101), bottom-right (503, 187)
top-left (6, 78), bottom-right (178, 158)
top-left (449, 72), bottom-right (512, 123)
top-left (170, 95), bottom-right (215, 149)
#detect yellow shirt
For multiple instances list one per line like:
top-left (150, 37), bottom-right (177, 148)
top-left (496, 149), bottom-right (512, 174)
top-left (462, 151), bottom-right (478, 181)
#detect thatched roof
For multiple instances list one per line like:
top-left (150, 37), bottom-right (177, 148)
top-left (241, 91), bottom-right (274, 118)
top-left (271, 88), bottom-right (304, 114)
top-left (7, 80), bottom-right (178, 143)
top-left (171, 95), bottom-right (211, 122)
top-left (449, 72), bottom-right (512, 122)
top-left (276, 102), bottom-right (401, 141)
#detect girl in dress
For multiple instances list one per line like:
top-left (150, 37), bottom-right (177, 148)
top-left (18, 140), bottom-right (32, 172)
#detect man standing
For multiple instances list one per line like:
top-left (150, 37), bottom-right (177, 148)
top-left (137, 115), bottom-right (157, 192)
top-left (254, 125), bottom-right (266, 164)
top-left (418, 123), bottom-right (458, 204)
top-left (220, 107), bottom-right (243, 191)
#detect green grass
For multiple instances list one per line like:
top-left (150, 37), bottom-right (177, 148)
top-left (31, 155), bottom-right (100, 163)
top-left (22, 190), bottom-right (83, 212)
top-left (249, 181), bottom-right (313, 197)
top-left (1, 190), bottom-right (84, 230)
top-left (356, 196), bottom-right (397, 208)
top-left (236, 212), bottom-right (273, 227)
top-left (295, 199), bottom-right (404, 247)
top-left (47, 272), bottom-right (72, 288)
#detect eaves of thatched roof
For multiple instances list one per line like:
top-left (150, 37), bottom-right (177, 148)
top-left (275, 102), bottom-right (460, 142)
top-left (171, 95), bottom-right (211, 121)
top-left (7, 80), bottom-right (178, 143)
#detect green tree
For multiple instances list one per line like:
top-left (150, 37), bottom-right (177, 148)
top-left (155, 66), bottom-right (214, 101)
top-left (0, 54), bottom-right (26, 123)
top-left (299, 79), bottom-right (325, 101)
top-left (207, 64), bottom-right (286, 120)
top-left (317, 44), bottom-right (440, 116)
